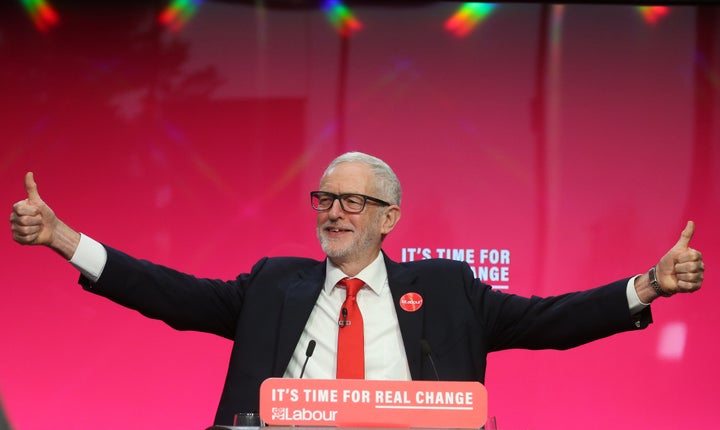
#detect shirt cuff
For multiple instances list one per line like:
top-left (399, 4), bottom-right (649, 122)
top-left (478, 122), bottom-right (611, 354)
top-left (626, 275), bottom-right (649, 314)
top-left (69, 233), bottom-right (107, 283)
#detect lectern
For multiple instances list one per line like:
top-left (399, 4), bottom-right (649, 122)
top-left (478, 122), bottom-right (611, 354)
top-left (208, 378), bottom-right (488, 429)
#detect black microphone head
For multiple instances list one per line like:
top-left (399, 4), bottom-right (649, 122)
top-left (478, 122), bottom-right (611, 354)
top-left (306, 339), bottom-right (316, 357)
top-left (420, 339), bottom-right (432, 356)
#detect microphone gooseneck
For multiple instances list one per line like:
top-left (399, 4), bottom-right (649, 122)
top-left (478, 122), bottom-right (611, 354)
top-left (420, 339), bottom-right (440, 381)
top-left (299, 339), bottom-right (316, 379)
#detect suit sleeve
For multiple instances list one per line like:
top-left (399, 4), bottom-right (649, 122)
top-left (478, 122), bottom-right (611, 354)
top-left (464, 265), bottom-right (653, 352)
top-left (78, 245), bottom-right (263, 340)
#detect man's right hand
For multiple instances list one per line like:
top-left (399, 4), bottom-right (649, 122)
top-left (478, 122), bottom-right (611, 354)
top-left (10, 172), bottom-right (79, 259)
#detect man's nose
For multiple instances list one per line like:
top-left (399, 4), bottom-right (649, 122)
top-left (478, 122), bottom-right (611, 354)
top-left (327, 198), bottom-right (345, 218)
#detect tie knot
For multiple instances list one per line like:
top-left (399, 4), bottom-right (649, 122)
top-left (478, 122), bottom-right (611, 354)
top-left (338, 277), bottom-right (364, 297)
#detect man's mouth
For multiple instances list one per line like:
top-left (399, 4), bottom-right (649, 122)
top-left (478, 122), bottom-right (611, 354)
top-left (325, 226), bottom-right (352, 234)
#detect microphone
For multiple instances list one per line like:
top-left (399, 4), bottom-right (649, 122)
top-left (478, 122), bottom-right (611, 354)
top-left (299, 340), bottom-right (316, 379)
top-left (339, 307), bottom-right (348, 328)
top-left (420, 339), bottom-right (440, 381)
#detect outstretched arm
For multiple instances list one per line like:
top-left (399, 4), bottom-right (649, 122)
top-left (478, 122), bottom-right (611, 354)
top-left (634, 221), bottom-right (704, 303)
top-left (10, 172), bottom-right (80, 260)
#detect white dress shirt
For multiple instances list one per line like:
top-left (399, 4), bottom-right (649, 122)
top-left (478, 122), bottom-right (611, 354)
top-left (282, 252), bottom-right (411, 380)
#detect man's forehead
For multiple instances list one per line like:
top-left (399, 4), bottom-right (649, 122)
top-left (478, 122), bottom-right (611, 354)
top-left (320, 163), bottom-right (373, 189)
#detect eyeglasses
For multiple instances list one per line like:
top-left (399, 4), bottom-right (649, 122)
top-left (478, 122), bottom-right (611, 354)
top-left (310, 191), bottom-right (391, 214)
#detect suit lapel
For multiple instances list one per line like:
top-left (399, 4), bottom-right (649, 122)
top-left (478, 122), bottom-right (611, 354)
top-left (273, 261), bottom-right (326, 375)
top-left (384, 254), bottom-right (425, 380)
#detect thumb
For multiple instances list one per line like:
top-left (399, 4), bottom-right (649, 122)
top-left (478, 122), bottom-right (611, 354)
top-left (673, 220), bottom-right (695, 250)
top-left (24, 172), bottom-right (43, 203)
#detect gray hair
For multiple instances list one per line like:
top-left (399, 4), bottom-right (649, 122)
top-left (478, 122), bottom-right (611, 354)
top-left (322, 152), bottom-right (402, 205)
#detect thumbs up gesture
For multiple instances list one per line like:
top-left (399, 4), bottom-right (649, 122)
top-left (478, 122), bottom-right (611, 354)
top-left (10, 172), bottom-right (79, 259)
top-left (10, 172), bottom-right (57, 246)
top-left (653, 221), bottom-right (705, 296)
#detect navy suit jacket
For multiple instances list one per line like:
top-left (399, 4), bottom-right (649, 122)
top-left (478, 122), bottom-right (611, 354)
top-left (80, 246), bottom-right (651, 425)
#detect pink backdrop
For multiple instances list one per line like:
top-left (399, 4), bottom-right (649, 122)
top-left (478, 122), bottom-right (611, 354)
top-left (1, 2), bottom-right (719, 429)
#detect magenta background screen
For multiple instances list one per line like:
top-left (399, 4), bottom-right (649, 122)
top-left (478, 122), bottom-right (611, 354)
top-left (1, 2), bottom-right (719, 429)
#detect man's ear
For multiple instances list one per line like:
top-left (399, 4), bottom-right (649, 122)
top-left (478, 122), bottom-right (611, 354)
top-left (380, 205), bottom-right (401, 235)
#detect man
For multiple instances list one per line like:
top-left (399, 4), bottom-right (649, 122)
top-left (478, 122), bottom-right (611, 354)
top-left (10, 152), bottom-right (705, 425)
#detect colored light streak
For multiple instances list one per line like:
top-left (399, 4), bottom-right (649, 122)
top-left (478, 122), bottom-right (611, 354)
top-left (159, 0), bottom-right (203, 32)
top-left (637, 6), bottom-right (670, 25)
top-left (445, 3), bottom-right (496, 38)
top-left (20, 0), bottom-right (60, 32)
top-left (549, 6), bottom-right (566, 87)
top-left (322, 0), bottom-right (362, 37)
top-left (547, 5), bottom-right (565, 161)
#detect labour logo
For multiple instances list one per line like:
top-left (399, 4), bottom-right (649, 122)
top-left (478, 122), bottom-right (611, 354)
top-left (399, 292), bottom-right (423, 312)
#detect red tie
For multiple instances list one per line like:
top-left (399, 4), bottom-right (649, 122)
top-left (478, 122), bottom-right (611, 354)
top-left (336, 277), bottom-right (365, 379)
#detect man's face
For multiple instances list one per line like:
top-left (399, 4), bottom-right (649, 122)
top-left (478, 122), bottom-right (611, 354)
top-left (315, 162), bottom-right (388, 268)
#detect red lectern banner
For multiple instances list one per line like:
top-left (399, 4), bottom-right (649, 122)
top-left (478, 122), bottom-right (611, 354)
top-left (259, 378), bottom-right (488, 428)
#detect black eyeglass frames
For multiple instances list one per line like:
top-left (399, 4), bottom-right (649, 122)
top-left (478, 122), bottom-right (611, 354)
top-left (310, 191), bottom-right (391, 213)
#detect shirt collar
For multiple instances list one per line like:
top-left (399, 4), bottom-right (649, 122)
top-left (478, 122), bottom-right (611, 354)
top-left (324, 251), bottom-right (387, 296)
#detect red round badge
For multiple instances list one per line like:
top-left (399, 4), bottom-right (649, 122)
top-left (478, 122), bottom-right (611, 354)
top-left (399, 292), bottom-right (423, 312)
